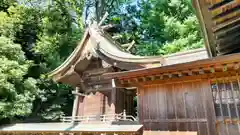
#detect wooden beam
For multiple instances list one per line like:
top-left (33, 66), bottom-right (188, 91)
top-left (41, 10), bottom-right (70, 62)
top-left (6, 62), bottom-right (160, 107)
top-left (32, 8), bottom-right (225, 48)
top-left (111, 79), bottom-right (116, 88)
top-left (149, 76), bottom-right (155, 81)
top-left (187, 70), bottom-right (193, 76)
top-left (213, 15), bottom-right (240, 32)
top-left (86, 80), bottom-right (110, 85)
top-left (126, 40), bottom-right (135, 51)
top-left (215, 23), bottom-right (240, 38)
top-left (98, 12), bottom-right (109, 26)
top-left (199, 68), bottom-right (205, 74)
top-left (85, 87), bottom-right (113, 93)
top-left (155, 74), bottom-right (163, 80)
top-left (111, 78), bottom-right (116, 109)
top-left (163, 73), bottom-right (169, 78)
top-left (83, 68), bottom-right (111, 77)
top-left (234, 63), bottom-right (240, 70)
top-left (134, 78), bottom-right (138, 82)
top-left (142, 77), bottom-right (146, 82)
top-left (177, 72), bottom-right (183, 77)
top-left (101, 24), bottom-right (118, 30)
top-left (112, 35), bottom-right (123, 39)
top-left (104, 53), bottom-right (240, 79)
top-left (210, 66), bottom-right (215, 73)
top-left (121, 41), bottom-right (134, 47)
top-left (120, 80), bottom-right (124, 84)
top-left (72, 87), bottom-right (80, 123)
top-left (222, 64), bottom-right (228, 72)
top-left (160, 74), bottom-right (164, 79)
top-left (72, 91), bottom-right (86, 97)
top-left (142, 71), bottom-right (240, 86)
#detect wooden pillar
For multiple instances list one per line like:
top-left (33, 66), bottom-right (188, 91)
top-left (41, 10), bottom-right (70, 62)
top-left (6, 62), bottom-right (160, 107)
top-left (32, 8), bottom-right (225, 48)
top-left (111, 79), bottom-right (116, 114)
top-left (137, 88), bottom-right (140, 119)
top-left (72, 87), bottom-right (80, 123)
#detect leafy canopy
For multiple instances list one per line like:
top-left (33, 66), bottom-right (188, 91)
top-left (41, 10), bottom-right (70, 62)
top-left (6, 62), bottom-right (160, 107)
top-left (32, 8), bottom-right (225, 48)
top-left (0, 0), bottom-right (83, 123)
top-left (0, 36), bottom-right (37, 119)
top-left (108, 0), bottom-right (203, 55)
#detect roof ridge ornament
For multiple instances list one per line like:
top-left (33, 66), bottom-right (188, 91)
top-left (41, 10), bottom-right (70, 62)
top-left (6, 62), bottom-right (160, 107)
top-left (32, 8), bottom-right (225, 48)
top-left (98, 12), bottom-right (109, 26)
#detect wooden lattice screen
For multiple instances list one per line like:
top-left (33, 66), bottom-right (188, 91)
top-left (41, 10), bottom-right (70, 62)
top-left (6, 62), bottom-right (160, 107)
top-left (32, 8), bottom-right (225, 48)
top-left (211, 76), bottom-right (240, 135)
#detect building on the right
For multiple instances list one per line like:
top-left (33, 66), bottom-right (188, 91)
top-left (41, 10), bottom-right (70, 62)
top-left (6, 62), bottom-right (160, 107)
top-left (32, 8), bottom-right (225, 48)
top-left (192, 0), bottom-right (240, 57)
top-left (104, 53), bottom-right (240, 135)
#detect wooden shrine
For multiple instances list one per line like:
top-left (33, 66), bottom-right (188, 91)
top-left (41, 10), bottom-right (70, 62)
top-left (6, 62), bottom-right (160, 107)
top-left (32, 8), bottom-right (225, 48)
top-left (0, 0), bottom-right (239, 135)
top-left (47, 23), bottom-right (208, 120)
top-left (105, 53), bottom-right (240, 135)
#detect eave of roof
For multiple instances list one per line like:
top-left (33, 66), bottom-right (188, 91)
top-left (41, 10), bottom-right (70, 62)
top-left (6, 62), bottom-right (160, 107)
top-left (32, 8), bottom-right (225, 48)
top-left (103, 53), bottom-right (240, 80)
top-left (192, 0), bottom-right (216, 57)
top-left (192, 0), bottom-right (240, 56)
top-left (48, 29), bottom-right (90, 81)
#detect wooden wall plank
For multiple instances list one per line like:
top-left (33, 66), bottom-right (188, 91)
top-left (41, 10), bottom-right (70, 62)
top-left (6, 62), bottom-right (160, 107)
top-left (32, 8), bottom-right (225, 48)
top-left (183, 82), bottom-right (198, 131)
top-left (166, 84), bottom-right (177, 131)
top-left (193, 82), bottom-right (204, 135)
top-left (142, 86), bottom-right (149, 130)
top-left (139, 79), bottom-right (216, 135)
top-left (174, 83), bottom-right (186, 131)
top-left (139, 87), bottom-right (144, 124)
top-left (202, 80), bottom-right (217, 135)
top-left (77, 96), bottom-right (84, 116)
top-left (149, 86), bottom-right (159, 119)
top-left (159, 85), bottom-right (168, 130)
top-left (145, 85), bottom-right (151, 130)
top-left (83, 92), bottom-right (102, 115)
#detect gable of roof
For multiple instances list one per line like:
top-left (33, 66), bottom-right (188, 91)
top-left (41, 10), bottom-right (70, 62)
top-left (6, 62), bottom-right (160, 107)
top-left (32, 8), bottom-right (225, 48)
top-left (48, 23), bottom-right (208, 86)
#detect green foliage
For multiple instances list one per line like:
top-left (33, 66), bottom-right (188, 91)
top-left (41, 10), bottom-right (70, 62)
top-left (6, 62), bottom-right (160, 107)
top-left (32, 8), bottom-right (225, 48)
top-left (159, 15), bottom-right (203, 55)
top-left (83, 0), bottom-right (131, 26)
top-left (0, 0), bottom-right (83, 123)
top-left (0, 0), bottom-right (17, 12)
top-left (0, 36), bottom-right (37, 119)
top-left (109, 0), bottom-right (203, 56)
top-left (33, 0), bottom-right (83, 68)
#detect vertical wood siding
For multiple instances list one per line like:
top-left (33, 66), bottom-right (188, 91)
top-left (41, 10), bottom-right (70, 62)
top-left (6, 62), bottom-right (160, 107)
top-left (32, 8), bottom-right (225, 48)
top-left (77, 92), bottom-right (113, 116)
top-left (77, 96), bottom-right (84, 116)
top-left (83, 92), bottom-right (102, 115)
top-left (138, 80), bottom-right (216, 135)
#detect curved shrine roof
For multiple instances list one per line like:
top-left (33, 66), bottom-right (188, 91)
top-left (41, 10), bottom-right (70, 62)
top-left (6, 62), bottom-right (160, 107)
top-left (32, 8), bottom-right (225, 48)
top-left (48, 24), bottom-right (208, 86)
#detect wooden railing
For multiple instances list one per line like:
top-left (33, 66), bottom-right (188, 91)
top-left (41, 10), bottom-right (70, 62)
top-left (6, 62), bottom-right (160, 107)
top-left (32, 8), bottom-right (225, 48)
top-left (61, 111), bottom-right (137, 123)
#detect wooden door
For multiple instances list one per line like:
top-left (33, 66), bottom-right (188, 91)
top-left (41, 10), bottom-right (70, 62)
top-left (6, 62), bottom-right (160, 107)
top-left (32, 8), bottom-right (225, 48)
top-left (115, 89), bottom-right (136, 116)
top-left (138, 80), bottom-right (216, 135)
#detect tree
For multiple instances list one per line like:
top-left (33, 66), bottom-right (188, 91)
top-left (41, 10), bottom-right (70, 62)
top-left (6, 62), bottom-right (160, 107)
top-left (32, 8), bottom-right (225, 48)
top-left (0, 36), bottom-right (37, 120)
top-left (0, 1), bottom-right (83, 123)
top-left (108, 0), bottom-right (203, 56)
top-left (0, 0), bottom-right (16, 12)
top-left (83, 0), bottom-right (130, 27)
